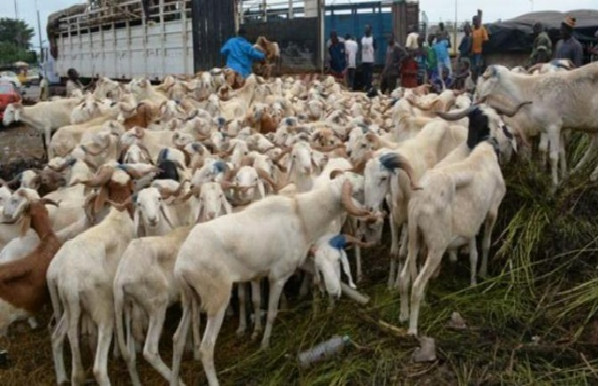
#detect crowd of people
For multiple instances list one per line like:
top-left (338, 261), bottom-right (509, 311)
top-left (323, 11), bottom-right (591, 96)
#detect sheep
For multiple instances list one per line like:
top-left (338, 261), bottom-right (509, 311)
top-left (3, 98), bottom-right (83, 159)
top-left (475, 62), bottom-right (598, 185)
top-left (70, 93), bottom-right (116, 124)
top-left (0, 189), bottom-right (60, 337)
top-left (397, 118), bottom-right (509, 337)
top-left (218, 75), bottom-right (258, 120)
top-left (129, 78), bottom-right (168, 104)
top-left (169, 172), bottom-right (378, 386)
top-left (134, 186), bottom-right (183, 237)
top-left (363, 120), bottom-right (468, 289)
top-left (50, 118), bottom-right (124, 158)
top-left (47, 164), bottom-right (143, 386)
top-left (114, 181), bottom-right (232, 385)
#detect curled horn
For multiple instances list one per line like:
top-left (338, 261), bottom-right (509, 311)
top-left (158, 182), bottom-right (184, 199)
top-left (47, 160), bottom-right (72, 173)
top-left (159, 205), bottom-right (176, 229)
top-left (341, 180), bottom-right (371, 217)
top-left (40, 198), bottom-right (60, 207)
top-left (436, 104), bottom-right (478, 121)
top-left (256, 167), bottom-right (279, 192)
top-left (137, 142), bottom-right (155, 164)
top-left (329, 169), bottom-right (345, 179)
top-left (385, 153), bottom-right (420, 191)
top-left (83, 165), bottom-right (114, 188)
top-left (487, 100), bottom-right (532, 118)
top-left (527, 63), bottom-right (543, 73)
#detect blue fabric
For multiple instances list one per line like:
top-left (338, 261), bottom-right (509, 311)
top-left (220, 37), bottom-right (265, 78)
top-left (212, 161), bottom-right (227, 174)
top-left (328, 234), bottom-right (347, 250)
top-left (329, 42), bottom-right (347, 73)
top-left (433, 39), bottom-right (449, 63)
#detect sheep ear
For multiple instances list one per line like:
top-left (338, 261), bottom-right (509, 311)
top-left (20, 212), bottom-right (31, 237)
top-left (133, 207), bottom-right (145, 237)
top-left (94, 186), bottom-right (109, 213)
top-left (195, 198), bottom-right (204, 224)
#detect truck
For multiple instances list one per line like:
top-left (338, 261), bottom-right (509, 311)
top-left (47, 0), bottom-right (419, 81)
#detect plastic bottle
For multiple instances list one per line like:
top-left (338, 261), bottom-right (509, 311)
top-left (297, 335), bottom-right (351, 368)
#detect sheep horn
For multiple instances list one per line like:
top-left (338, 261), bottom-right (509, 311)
top-left (47, 162), bottom-right (71, 173)
top-left (137, 142), bottom-right (155, 165)
top-left (384, 153), bottom-right (420, 191)
top-left (160, 205), bottom-right (176, 229)
top-left (81, 140), bottom-right (111, 156)
top-left (256, 167), bottom-right (279, 192)
top-left (340, 180), bottom-right (370, 217)
top-left (40, 198), bottom-right (60, 207)
top-left (488, 100), bottom-right (532, 118)
top-left (436, 104), bottom-right (478, 121)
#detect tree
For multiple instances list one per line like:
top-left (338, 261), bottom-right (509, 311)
top-left (0, 19), bottom-right (36, 65)
top-left (0, 18), bottom-right (35, 49)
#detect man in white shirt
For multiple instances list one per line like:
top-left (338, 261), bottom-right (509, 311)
top-left (360, 24), bottom-right (376, 90)
top-left (344, 34), bottom-right (358, 90)
top-left (405, 25), bottom-right (419, 51)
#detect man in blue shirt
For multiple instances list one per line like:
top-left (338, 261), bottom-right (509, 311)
top-left (220, 28), bottom-right (266, 79)
top-left (433, 32), bottom-right (452, 89)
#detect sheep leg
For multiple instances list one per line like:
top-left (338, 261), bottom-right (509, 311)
top-left (250, 280), bottom-right (263, 340)
top-left (388, 218), bottom-right (399, 289)
top-left (92, 321), bottom-right (114, 386)
top-left (298, 271), bottom-right (312, 298)
top-left (559, 131), bottom-right (568, 179)
top-left (547, 126), bottom-right (561, 186)
top-left (45, 126), bottom-right (53, 160)
top-left (191, 295), bottom-right (201, 361)
top-left (399, 221), bottom-right (419, 323)
top-left (408, 248), bottom-right (443, 336)
top-left (199, 306), bottom-right (228, 386)
top-left (51, 313), bottom-right (68, 385)
top-left (538, 133), bottom-right (548, 171)
top-left (339, 251), bottom-right (357, 289)
top-left (144, 306), bottom-right (185, 385)
top-left (170, 289), bottom-right (192, 386)
top-left (65, 298), bottom-right (86, 385)
top-left (354, 245), bottom-right (363, 283)
top-left (468, 238), bottom-right (478, 286)
top-left (123, 304), bottom-right (141, 386)
top-left (261, 278), bottom-right (286, 350)
top-left (236, 283), bottom-right (247, 337)
top-left (394, 226), bottom-right (409, 289)
top-left (479, 211), bottom-right (498, 278)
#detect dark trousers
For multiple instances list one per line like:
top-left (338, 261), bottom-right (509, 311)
top-left (361, 62), bottom-right (373, 90)
top-left (380, 72), bottom-right (399, 95)
top-left (346, 68), bottom-right (356, 90)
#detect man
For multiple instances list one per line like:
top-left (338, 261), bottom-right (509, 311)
top-left (344, 34), bottom-right (358, 90)
top-left (65, 68), bottom-right (84, 97)
top-left (471, 12), bottom-right (489, 80)
top-left (433, 32), bottom-right (452, 89)
top-left (438, 22), bottom-right (451, 48)
top-left (554, 16), bottom-right (583, 67)
top-left (426, 34), bottom-right (437, 83)
top-left (328, 32), bottom-right (347, 80)
top-left (529, 22), bottom-right (552, 66)
top-left (220, 28), bottom-right (265, 80)
top-left (380, 36), bottom-right (408, 95)
top-left (39, 74), bottom-right (49, 101)
top-left (361, 24), bottom-right (376, 90)
top-left (405, 25), bottom-right (420, 52)
top-left (457, 23), bottom-right (472, 66)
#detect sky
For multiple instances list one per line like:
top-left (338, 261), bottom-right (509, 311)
top-left (1, 0), bottom-right (597, 50)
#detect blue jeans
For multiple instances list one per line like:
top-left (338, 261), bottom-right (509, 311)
top-left (361, 62), bottom-right (373, 90)
top-left (471, 53), bottom-right (483, 77)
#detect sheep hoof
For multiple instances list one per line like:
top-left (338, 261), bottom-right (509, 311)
top-left (478, 269), bottom-right (487, 278)
top-left (260, 340), bottom-right (270, 350)
top-left (236, 328), bottom-right (246, 338)
top-left (412, 336), bottom-right (436, 362)
top-left (251, 330), bottom-right (261, 341)
top-left (407, 328), bottom-right (418, 337)
top-left (399, 312), bottom-right (409, 323)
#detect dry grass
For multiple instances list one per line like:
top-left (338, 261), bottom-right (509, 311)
top-left (0, 134), bottom-right (597, 385)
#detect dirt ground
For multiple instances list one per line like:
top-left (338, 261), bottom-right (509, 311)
top-left (0, 124), bottom-right (46, 180)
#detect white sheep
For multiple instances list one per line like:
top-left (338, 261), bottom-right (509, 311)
top-left (169, 173), bottom-right (377, 386)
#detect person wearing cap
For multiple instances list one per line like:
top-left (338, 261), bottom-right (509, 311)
top-left (554, 16), bottom-right (583, 67)
top-left (529, 22), bottom-right (552, 66)
top-left (220, 28), bottom-right (266, 79)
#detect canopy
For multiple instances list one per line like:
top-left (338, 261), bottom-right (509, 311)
top-left (13, 61), bottom-right (29, 67)
top-left (484, 9), bottom-right (598, 54)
